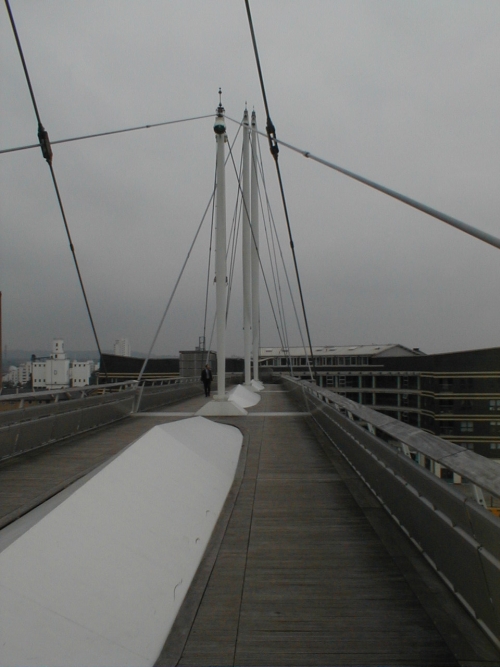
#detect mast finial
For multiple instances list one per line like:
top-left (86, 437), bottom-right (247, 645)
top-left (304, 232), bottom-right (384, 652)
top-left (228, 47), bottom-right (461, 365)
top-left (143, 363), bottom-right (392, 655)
top-left (214, 88), bottom-right (226, 135)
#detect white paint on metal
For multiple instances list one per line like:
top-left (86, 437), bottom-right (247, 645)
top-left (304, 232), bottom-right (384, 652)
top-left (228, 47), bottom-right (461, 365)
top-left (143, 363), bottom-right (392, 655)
top-left (241, 109), bottom-right (252, 386)
top-left (227, 384), bottom-right (261, 408)
top-left (250, 110), bottom-right (260, 383)
top-left (250, 379), bottom-right (264, 392)
top-left (214, 107), bottom-right (227, 400)
top-left (0, 417), bottom-right (242, 667)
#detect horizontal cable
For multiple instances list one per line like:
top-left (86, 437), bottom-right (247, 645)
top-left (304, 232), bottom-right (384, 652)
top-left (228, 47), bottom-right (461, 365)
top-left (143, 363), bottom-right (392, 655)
top-left (0, 114), bottom-right (214, 155)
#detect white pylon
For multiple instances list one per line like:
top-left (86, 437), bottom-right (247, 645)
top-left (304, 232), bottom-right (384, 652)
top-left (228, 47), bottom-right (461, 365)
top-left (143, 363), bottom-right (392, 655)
top-left (251, 110), bottom-right (261, 384)
top-left (197, 92), bottom-right (247, 416)
top-left (214, 97), bottom-right (227, 400)
top-left (242, 108), bottom-right (252, 386)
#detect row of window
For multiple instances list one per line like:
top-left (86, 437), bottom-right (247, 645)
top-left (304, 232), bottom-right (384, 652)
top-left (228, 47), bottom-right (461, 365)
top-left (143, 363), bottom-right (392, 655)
top-left (266, 356), bottom-right (372, 367)
top-left (450, 443), bottom-right (500, 451)
top-left (442, 421), bottom-right (500, 434)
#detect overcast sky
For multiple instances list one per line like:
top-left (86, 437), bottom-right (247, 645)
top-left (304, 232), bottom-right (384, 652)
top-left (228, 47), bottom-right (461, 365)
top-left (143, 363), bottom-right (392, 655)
top-left (1, 0), bottom-right (500, 358)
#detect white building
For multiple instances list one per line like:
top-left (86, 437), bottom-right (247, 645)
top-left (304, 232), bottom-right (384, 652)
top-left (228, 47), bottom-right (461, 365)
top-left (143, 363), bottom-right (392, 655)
top-left (32, 339), bottom-right (95, 390)
top-left (113, 338), bottom-right (131, 357)
top-left (32, 339), bottom-right (71, 390)
top-left (70, 360), bottom-right (94, 387)
top-left (2, 362), bottom-right (32, 387)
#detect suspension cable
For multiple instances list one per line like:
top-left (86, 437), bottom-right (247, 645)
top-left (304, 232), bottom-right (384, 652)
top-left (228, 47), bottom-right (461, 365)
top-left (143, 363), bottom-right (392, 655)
top-left (227, 126), bottom-right (289, 355)
top-left (254, 144), bottom-right (294, 375)
top-left (203, 167), bottom-right (217, 348)
top-left (232, 117), bottom-right (500, 254)
top-left (136, 185), bottom-right (217, 387)
top-left (226, 174), bottom-right (243, 322)
top-left (255, 132), bottom-right (314, 380)
top-left (0, 114), bottom-right (215, 155)
top-left (5, 0), bottom-right (108, 378)
top-left (228, 113), bottom-right (310, 378)
top-left (244, 0), bottom-right (318, 381)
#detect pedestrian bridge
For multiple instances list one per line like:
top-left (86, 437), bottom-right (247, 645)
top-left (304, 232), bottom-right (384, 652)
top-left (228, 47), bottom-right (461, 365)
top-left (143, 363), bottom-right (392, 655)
top-left (1, 378), bottom-right (500, 666)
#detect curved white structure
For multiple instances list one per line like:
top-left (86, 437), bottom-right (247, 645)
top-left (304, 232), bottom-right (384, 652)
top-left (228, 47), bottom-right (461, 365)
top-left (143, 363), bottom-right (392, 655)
top-left (0, 417), bottom-right (242, 667)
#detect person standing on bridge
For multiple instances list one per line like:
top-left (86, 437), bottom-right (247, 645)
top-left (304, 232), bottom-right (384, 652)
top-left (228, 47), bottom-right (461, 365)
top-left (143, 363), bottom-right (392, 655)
top-left (201, 364), bottom-right (213, 397)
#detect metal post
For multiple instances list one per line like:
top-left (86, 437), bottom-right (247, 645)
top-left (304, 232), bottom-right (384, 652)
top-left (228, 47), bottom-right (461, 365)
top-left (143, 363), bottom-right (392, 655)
top-left (214, 97), bottom-right (227, 399)
top-left (242, 108), bottom-right (252, 386)
top-left (251, 110), bottom-right (260, 382)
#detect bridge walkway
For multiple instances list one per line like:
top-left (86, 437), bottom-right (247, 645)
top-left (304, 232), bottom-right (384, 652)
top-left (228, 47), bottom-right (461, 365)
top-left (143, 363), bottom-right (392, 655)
top-left (1, 385), bottom-right (499, 665)
top-left (157, 387), bottom-right (500, 666)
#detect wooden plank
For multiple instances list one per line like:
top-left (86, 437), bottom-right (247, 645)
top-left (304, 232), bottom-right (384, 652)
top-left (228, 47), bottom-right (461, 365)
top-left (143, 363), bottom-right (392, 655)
top-left (166, 396), bottom-right (465, 666)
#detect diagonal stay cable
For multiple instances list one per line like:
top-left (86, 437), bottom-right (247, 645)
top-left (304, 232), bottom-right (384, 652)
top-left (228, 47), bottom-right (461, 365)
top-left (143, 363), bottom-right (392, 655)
top-left (255, 141), bottom-right (310, 379)
top-left (255, 131), bottom-right (314, 380)
top-left (252, 133), bottom-right (295, 376)
top-left (136, 185), bottom-right (217, 390)
top-left (273, 136), bottom-right (500, 252)
top-left (243, 0), bottom-right (318, 381)
top-left (203, 166), bottom-right (217, 348)
top-left (0, 114), bottom-right (215, 155)
top-left (137, 124), bottom-right (245, 392)
top-left (227, 126), bottom-right (289, 355)
top-left (229, 116), bottom-right (500, 254)
top-left (5, 0), bottom-right (108, 377)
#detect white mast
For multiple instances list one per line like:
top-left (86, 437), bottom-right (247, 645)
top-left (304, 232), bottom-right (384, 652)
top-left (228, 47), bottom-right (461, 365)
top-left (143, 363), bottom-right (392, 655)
top-left (196, 92), bottom-right (248, 416)
top-left (242, 108), bottom-right (252, 386)
top-left (214, 93), bottom-right (227, 400)
top-left (251, 110), bottom-right (260, 383)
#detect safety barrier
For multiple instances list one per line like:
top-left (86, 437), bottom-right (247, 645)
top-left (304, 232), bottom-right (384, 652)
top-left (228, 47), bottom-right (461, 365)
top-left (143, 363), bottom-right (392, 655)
top-left (0, 383), bottom-right (137, 461)
top-left (0, 374), bottom-right (244, 462)
top-left (134, 373), bottom-right (243, 411)
top-left (282, 375), bottom-right (500, 650)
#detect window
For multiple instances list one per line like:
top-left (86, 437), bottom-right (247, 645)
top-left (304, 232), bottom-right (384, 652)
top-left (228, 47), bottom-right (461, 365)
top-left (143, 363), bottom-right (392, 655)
top-left (280, 358), bottom-right (287, 366)
top-left (440, 421), bottom-right (454, 435)
top-left (489, 400), bottom-right (500, 411)
top-left (460, 421), bottom-right (474, 433)
top-left (438, 378), bottom-right (453, 391)
top-left (300, 358), bottom-right (306, 366)
top-left (438, 399), bottom-right (454, 414)
top-left (338, 357), bottom-right (345, 365)
top-left (490, 421), bottom-right (500, 434)
top-left (489, 443), bottom-right (500, 450)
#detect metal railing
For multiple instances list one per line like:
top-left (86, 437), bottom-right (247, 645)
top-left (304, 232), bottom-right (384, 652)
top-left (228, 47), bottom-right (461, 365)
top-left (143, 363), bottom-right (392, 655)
top-left (283, 375), bottom-right (500, 650)
top-left (0, 374), bottom-right (244, 462)
top-left (0, 382), bottom-right (138, 460)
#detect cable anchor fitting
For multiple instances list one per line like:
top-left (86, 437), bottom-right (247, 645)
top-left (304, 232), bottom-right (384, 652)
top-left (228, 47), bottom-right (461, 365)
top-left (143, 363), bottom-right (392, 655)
top-left (265, 116), bottom-right (279, 158)
top-left (37, 123), bottom-right (53, 165)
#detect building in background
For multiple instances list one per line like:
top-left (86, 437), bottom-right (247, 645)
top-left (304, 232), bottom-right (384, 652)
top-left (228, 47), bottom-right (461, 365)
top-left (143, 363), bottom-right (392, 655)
top-left (261, 344), bottom-right (500, 460)
top-left (113, 338), bottom-right (131, 357)
top-left (32, 339), bottom-right (70, 389)
top-left (3, 362), bottom-right (31, 387)
top-left (30, 339), bottom-right (95, 390)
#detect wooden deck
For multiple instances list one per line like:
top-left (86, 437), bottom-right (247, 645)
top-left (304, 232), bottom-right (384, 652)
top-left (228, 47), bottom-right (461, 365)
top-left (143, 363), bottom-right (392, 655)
top-left (1, 385), bottom-right (500, 665)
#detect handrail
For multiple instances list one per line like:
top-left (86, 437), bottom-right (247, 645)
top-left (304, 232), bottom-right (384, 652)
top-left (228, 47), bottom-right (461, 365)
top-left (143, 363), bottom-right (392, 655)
top-left (0, 380), bottom-right (138, 407)
top-left (282, 375), bottom-right (500, 649)
top-left (285, 375), bottom-right (500, 500)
